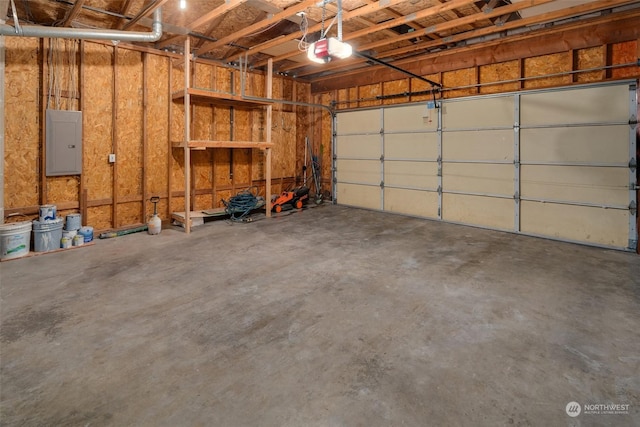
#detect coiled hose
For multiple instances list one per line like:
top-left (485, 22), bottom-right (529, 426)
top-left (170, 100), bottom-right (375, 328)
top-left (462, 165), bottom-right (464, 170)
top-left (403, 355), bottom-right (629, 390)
top-left (223, 187), bottom-right (264, 222)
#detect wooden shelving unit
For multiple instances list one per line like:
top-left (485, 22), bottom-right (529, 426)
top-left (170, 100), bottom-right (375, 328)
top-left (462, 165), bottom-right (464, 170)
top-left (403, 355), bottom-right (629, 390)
top-left (173, 38), bottom-right (274, 233)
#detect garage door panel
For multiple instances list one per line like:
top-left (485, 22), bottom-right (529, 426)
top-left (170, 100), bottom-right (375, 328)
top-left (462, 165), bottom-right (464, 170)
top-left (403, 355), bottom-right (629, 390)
top-left (337, 183), bottom-right (380, 210)
top-left (443, 194), bottom-right (513, 230)
top-left (442, 96), bottom-right (514, 129)
top-left (443, 163), bottom-right (513, 195)
top-left (521, 165), bottom-right (628, 206)
top-left (384, 104), bottom-right (437, 132)
top-left (521, 201), bottom-right (628, 248)
top-left (336, 160), bottom-right (380, 184)
top-left (384, 188), bottom-right (438, 218)
top-left (385, 161), bottom-right (438, 188)
top-left (385, 133), bottom-right (438, 159)
top-left (337, 110), bottom-right (380, 134)
top-left (520, 85), bottom-right (629, 125)
top-left (442, 130), bottom-right (513, 161)
top-left (336, 135), bottom-right (380, 158)
top-left (521, 126), bottom-right (628, 163)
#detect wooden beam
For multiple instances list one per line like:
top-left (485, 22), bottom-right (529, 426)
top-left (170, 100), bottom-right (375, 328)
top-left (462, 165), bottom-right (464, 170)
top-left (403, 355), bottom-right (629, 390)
top-left (122, 0), bottom-right (170, 30)
top-left (112, 46), bottom-right (119, 229)
top-left (265, 59), bottom-right (272, 217)
top-left (167, 57), bottom-right (173, 223)
top-left (284, 0), bottom-right (555, 73)
top-left (358, 0), bottom-right (427, 33)
top-left (299, 0), bottom-right (635, 77)
top-left (227, 0), bottom-right (432, 66)
top-left (184, 36), bottom-right (191, 233)
top-left (197, 0), bottom-right (319, 55)
top-left (80, 40), bottom-right (86, 223)
top-left (310, 11), bottom-right (640, 92)
top-left (189, 0), bottom-right (250, 31)
top-left (62, 0), bottom-right (85, 27)
top-left (117, 0), bottom-right (136, 28)
top-left (142, 53), bottom-right (149, 223)
top-left (324, 2), bottom-right (402, 41)
top-left (249, 0), bottom-right (478, 71)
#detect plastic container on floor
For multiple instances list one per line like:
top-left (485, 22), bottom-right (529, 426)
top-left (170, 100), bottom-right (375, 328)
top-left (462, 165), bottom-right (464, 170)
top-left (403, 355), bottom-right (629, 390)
top-left (0, 221), bottom-right (32, 260)
top-left (33, 218), bottom-right (64, 252)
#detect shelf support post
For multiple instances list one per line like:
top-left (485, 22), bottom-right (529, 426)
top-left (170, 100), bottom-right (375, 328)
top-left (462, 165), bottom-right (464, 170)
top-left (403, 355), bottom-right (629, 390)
top-left (265, 58), bottom-right (273, 217)
top-left (184, 37), bottom-right (191, 233)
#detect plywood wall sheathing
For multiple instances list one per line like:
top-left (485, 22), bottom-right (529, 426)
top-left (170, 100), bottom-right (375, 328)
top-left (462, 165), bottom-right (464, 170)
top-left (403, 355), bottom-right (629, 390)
top-left (88, 206), bottom-right (112, 231)
top-left (47, 176), bottom-right (80, 205)
top-left (116, 48), bottom-right (144, 227)
top-left (4, 37), bottom-right (40, 212)
top-left (611, 41), bottom-right (640, 79)
top-left (358, 84), bottom-right (381, 107)
top-left (382, 80), bottom-right (409, 105)
top-left (479, 61), bottom-right (520, 94)
top-left (295, 84), bottom-right (311, 185)
top-left (270, 111), bottom-right (297, 180)
top-left (320, 93), bottom-right (333, 195)
top-left (195, 194), bottom-right (213, 210)
top-left (83, 42), bottom-right (114, 227)
top-left (575, 46), bottom-right (605, 83)
top-left (146, 54), bottom-right (170, 220)
top-left (409, 74), bottom-right (440, 102)
top-left (523, 52), bottom-right (571, 89)
top-left (216, 66), bottom-right (232, 93)
top-left (442, 68), bottom-right (476, 98)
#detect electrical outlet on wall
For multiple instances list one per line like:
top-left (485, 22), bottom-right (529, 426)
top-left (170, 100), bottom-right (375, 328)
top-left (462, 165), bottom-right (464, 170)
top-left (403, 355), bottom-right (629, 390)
top-left (108, 154), bottom-right (116, 163)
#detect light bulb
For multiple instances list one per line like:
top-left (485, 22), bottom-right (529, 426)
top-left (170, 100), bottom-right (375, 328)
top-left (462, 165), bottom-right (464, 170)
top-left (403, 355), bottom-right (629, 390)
top-left (180, 0), bottom-right (186, 10)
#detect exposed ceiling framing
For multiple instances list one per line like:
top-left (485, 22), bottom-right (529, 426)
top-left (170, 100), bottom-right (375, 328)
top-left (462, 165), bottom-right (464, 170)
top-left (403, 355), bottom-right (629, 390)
top-left (2, 0), bottom-right (639, 83)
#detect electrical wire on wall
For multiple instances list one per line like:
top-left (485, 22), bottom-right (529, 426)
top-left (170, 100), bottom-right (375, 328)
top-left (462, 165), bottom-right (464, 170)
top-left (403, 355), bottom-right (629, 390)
top-left (47, 38), bottom-right (78, 111)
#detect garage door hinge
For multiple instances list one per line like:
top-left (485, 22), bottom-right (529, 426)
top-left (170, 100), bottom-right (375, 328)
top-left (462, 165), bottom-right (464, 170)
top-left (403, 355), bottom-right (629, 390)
top-left (629, 200), bottom-right (637, 216)
top-left (437, 186), bottom-right (442, 194)
top-left (629, 116), bottom-right (638, 127)
top-left (629, 239), bottom-right (638, 251)
top-left (380, 181), bottom-right (384, 188)
top-left (514, 192), bottom-right (520, 200)
top-left (380, 154), bottom-right (384, 162)
top-left (630, 158), bottom-right (637, 171)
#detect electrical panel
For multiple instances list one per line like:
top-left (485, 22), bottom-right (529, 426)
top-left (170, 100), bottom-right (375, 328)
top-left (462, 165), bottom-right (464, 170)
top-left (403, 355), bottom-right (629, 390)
top-left (46, 109), bottom-right (82, 176)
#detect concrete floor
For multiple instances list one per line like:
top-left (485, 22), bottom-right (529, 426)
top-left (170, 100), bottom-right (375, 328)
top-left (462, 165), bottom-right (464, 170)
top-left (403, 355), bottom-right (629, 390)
top-left (1, 204), bottom-right (639, 426)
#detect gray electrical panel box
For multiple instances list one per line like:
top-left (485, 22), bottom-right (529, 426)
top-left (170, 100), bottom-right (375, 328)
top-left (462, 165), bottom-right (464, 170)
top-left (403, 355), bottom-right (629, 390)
top-left (46, 109), bottom-right (82, 176)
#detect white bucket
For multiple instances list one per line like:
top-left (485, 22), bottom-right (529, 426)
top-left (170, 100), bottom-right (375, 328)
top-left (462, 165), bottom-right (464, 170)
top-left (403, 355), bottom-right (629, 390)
top-left (39, 204), bottom-right (57, 222)
top-left (62, 229), bottom-right (77, 240)
top-left (72, 234), bottom-right (84, 247)
top-left (65, 213), bottom-right (81, 231)
top-left (33, 218), bottom-right (64, 252)
top-left (0, 221), bottom-right (32, 260)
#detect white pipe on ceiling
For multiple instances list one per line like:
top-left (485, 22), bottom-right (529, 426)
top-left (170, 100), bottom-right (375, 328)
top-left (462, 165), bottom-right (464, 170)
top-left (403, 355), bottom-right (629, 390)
top-left (0, 8), bottom-right (163, 42)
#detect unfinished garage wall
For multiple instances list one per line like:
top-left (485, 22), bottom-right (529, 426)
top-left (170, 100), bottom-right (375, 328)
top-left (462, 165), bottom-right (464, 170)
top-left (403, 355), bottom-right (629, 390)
top-left (3, 39), bottom-right (312, 231)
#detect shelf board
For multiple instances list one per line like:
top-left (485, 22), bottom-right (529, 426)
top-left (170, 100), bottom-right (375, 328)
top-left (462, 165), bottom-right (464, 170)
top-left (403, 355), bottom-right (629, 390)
top-left (172, 88), bottom-right (273, 109)
top-left (172, 140), bottom-right (274, 149)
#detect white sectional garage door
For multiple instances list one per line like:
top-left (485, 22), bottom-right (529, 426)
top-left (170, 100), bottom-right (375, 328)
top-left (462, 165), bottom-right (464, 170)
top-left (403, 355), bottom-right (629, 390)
top-left (334, 82), bottom-right (638, 251)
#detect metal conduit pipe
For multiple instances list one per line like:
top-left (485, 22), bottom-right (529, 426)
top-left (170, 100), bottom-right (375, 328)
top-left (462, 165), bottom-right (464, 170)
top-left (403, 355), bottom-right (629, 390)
top-left (0, 8), bottom-right (163, 42)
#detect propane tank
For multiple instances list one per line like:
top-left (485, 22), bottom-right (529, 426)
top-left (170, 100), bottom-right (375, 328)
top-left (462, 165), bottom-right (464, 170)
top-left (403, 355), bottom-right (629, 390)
top-left (148, 196), bottom-right (161, 235)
